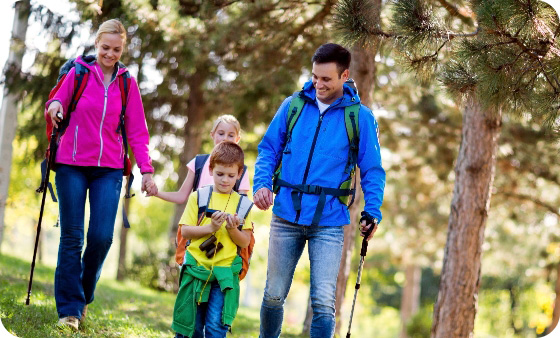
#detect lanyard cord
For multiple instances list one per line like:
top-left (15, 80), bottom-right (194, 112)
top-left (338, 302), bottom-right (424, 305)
top-left (198, 190), bottom-right (233, 303)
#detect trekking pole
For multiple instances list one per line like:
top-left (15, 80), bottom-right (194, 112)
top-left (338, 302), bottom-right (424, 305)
top-left (25, 113), bottom-right (61, 305)
top-left (346, 217), bottom-right (377, 338)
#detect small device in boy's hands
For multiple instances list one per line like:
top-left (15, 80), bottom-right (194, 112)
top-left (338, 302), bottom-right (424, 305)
top-left (205, 209), bottom-right (225, 218)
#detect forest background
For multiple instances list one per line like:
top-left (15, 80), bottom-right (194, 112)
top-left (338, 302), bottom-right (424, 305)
top-left (1, 0), bottom-right (560, 337)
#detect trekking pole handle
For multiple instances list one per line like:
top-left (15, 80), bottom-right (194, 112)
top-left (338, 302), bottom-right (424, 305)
top-left (360, 218), bottom-right (377, 257)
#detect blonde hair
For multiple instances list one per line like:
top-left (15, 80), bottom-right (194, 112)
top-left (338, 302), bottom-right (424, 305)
top-left (95, 19), bottom-right (127, 46)
top-left (210, 114), bottom-right (241, 136)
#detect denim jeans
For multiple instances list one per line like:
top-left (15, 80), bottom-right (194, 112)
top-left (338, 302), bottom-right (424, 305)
top-left (54, 164), bottom-right (122, 319)
top-left (260, 215), bottom-right (345, 338)
top-left (175, 281), bottom-right (229, 338)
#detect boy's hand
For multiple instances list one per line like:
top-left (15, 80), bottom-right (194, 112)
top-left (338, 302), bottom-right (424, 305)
top-left (225, 214), bottom-right (240, 230)
top-left (210, 211), bottom-right (227, 231)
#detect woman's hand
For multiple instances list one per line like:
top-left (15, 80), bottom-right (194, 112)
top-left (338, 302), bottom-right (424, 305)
top-left (47, 101), bottom-right (64, 128)
top-left (210, 211), bottom-right (227, 232)
top-left (142, 173), bottom-right (158, 196)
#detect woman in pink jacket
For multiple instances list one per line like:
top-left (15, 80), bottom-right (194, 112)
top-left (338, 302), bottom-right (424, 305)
top-left (46, 19), bottom-right (157, 330)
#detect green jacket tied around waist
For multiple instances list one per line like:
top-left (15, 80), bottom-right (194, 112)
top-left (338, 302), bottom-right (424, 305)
top-left (171, 251), bottom-right (242, 336)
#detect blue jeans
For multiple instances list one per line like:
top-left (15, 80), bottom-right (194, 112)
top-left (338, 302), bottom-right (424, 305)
top-left (175, 281), bottom-right (229, 338)
top-left (260, 215), bottom-right (345, 338)
top-left (54, 165), bottom-right (122, 319)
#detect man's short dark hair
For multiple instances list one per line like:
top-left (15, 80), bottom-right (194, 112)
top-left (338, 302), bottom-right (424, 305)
top-left (311, 43), bottom-right (351, 77)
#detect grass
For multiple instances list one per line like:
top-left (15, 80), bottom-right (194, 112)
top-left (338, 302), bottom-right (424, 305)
top-left (0, 254), bottom-right (305, 337)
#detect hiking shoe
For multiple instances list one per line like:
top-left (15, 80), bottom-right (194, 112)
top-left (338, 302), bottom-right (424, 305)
top-left (57, 316), bottom-right (79, 330)
top-left (81, 305), bottom-right (88, 321)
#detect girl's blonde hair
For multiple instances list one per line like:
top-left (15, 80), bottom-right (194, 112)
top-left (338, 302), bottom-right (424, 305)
top-left (95, 19), bottom-right (127, 46)
top-left (211, 115), bottom-right (241, 136)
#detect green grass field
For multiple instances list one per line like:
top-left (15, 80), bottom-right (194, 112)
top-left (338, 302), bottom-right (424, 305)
top-left (0, 254), bottom-right (304, 337)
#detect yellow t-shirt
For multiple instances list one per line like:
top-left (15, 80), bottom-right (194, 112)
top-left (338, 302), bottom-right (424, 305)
top-left (179, 189), bottom-right (253, 269)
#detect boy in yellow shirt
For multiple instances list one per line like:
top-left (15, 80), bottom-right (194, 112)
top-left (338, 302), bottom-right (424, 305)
top-left (172, 141), bottom-right (253, 338)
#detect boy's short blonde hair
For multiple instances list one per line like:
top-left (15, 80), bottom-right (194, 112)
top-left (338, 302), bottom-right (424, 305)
top-left (95, 19), bottom-right (127, 46)
top-left (211, 115), bottom-right (241, 136)
top-left (209, 141), bottom-right (244, 174)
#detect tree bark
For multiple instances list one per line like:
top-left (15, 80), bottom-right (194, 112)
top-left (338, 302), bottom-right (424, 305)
top-left (544, 261), bottom-right (560, 335)
top-left (333, 32), bottom-right (381, 336)
top-left (400, 265), bottom-right (422, 338)
top-left (167, 68), bottom-right (207, 252)
top-left (0, 0), bottom-right (30, 251)
top-left (116, 191), bottom-right (132, 281)
top-left (431, 93), bottom-right (502, 338)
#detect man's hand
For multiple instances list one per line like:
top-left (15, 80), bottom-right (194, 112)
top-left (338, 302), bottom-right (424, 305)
top-left (47, 101), bottom-right (64, 128)
top-left (359, 211), bottom-right (378, 242)
top-left (142, 173), bottom-right (158, 196)
top-left (254, 187), bottom-right (274, 210)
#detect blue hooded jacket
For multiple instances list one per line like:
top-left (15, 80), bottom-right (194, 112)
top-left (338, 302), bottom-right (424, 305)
top-left (254, 80), bottom-right (385, 226)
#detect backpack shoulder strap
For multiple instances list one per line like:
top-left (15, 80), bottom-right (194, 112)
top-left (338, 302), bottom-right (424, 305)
top-left (196, 185), bottom-right (213, 223)
top-left (197, 185), bottom-right (213, 211)
top-left (344, 104), bottom-right (360, 146)
top-left (60, 61), bottom-right (89, 135)
top-left (286, 92), bottom-right (306, 135)
top-left (193, 154), bottom-right (210, 191)
top-left (233, 165), bottom-right (247, 192)
top-left (235, 194), bottom-right (254, 229)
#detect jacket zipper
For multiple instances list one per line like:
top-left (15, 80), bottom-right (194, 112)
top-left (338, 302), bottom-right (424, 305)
top-left (94, 65), bottom-right (119, 167)
top-left (294, 101), bottom-right (343, 223)
top-left (118, 135), bottom-right (123, 159)
top-left (98, 88), bottom-right (108, 166)
top-left (72, 125), bottom-right (79, 161)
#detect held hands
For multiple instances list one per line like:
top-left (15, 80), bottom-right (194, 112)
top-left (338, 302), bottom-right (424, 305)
top-left (142, 173), bottom-right (158, 197)
top-left (47, 101), bottom-right (64, 128)
top-left (254, 187), bottom-right (274, 210)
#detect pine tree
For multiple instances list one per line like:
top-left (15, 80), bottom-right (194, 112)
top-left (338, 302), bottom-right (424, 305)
top-left (334, 0), bottom-right (560, 336)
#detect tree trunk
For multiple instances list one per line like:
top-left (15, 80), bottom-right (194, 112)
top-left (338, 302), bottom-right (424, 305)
top-left (333, 31), bottom-right (381, 335)
top-left (0, 0), bottom-right (30, 251)
top-left (544, 261), bottom-right (560, 335)
top-left (167, 69), bottom-right (207, 252)
top-left (116, 191), bottom-right (132, 281)
top-left (431, 93), bottom-right (502, 338)
top-left (400, 265), bottom-right (422, 338)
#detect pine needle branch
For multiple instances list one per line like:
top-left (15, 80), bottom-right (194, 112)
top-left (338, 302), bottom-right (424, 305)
top-left (435, 0), bottom-right (475, 26)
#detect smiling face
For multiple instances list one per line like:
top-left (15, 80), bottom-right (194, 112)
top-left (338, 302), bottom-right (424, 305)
top-left (95, 33), bottom-right (124, 73)
top-left (210, 122), bottom-right (240, 145)
top-left (311, 62), bottom-right (349, 105)
top-left (210, 163), bottom-right (242, 194)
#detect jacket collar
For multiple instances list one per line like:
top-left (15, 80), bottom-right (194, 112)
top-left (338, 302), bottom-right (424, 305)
top-left (76, 54), bottom-right (128, 77)
top-left (300, 79), bottom-right (361, 108)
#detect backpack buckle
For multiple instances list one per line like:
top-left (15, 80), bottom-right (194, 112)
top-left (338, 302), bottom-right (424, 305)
top-left (303, 185), bottom-right (321, 194)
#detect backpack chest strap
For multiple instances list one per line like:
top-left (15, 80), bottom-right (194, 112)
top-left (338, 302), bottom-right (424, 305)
top-left (275, 178), bottom-right (355, 226)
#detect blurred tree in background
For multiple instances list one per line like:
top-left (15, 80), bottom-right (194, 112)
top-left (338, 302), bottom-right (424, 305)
top-left (1, 0), bottom-right (560, 336)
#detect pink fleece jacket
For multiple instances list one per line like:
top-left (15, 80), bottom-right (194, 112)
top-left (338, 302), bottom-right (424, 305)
top-left (46, 56), bottom-right (154, 173)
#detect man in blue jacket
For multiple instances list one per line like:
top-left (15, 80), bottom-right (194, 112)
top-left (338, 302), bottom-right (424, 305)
top-left (253, 43), bottom-right (385, 337)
